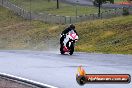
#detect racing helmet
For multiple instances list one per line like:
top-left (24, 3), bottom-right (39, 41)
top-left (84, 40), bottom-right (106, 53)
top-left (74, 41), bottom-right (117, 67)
top-left (69, 24), bottom-right (75, 29)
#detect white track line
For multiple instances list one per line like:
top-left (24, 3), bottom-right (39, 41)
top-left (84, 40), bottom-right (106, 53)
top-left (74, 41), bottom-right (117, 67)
top-left (0, 72), bottom-right (58, 88)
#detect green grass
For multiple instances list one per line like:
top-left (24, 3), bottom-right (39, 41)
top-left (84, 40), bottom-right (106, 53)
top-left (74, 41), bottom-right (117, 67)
top-left (75, 16), bottom-right (132, 54)
top-left (0, 6), bottom-right (57, 50)
top-left (0, 6), bottom-right (132, 54)
top-left (9, 0), bottom-right (110, 16)
top-left (114, 0), bottom-right (127, 3)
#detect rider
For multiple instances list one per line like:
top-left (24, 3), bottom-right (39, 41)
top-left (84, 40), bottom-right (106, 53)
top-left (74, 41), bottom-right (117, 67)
top-left (60, 24), bottom-right (78, 45)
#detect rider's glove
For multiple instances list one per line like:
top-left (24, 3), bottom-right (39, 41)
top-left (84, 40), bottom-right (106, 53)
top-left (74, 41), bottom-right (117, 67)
top-left (60, 34), bottom-right (66, 37)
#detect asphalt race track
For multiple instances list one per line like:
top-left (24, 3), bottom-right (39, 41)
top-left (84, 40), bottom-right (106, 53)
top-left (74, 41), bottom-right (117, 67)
top-left (60, 0), bottom-right (132, 8)
top-left (0, 50), bottom-right (132, 88)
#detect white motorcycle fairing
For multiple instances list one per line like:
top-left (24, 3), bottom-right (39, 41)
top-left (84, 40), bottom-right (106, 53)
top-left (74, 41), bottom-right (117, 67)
top-left (63, 30), bottom-right (78, 47)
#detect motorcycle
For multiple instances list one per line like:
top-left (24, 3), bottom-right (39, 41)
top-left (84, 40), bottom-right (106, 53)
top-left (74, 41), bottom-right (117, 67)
top-left (60, 30), bottom-right (79, 55)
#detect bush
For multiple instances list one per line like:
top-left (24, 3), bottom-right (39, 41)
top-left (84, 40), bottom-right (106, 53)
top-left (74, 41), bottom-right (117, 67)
top-left (122, 7), bottom-right (129, 16)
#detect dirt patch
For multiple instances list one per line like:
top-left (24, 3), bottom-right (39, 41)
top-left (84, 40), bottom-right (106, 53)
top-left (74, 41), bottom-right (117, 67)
top-left (0, 77), bottom-right (39, 88)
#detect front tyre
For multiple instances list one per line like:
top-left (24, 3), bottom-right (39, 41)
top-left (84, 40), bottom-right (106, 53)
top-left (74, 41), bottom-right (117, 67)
top-left (69, 43), bottom-right (74, 55)
top-left (61, 50), bottom-right (64, 54)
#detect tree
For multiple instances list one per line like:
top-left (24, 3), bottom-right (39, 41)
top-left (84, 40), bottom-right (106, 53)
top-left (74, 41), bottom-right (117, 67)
top-left (57, 0), bottom-right (59, 9)
top-left (93, 0), bottom-right (114, 7)
top-left (93, 0), bottom-right (114, 17)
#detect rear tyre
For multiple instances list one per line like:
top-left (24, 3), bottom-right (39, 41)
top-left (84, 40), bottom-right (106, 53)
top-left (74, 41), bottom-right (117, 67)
top-left (69, 43), bottom-right (74, 55)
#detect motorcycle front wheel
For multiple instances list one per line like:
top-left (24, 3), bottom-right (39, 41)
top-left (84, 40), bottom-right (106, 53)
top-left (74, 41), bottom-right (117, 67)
top-left (60, 44), bottom-right (64, 54)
